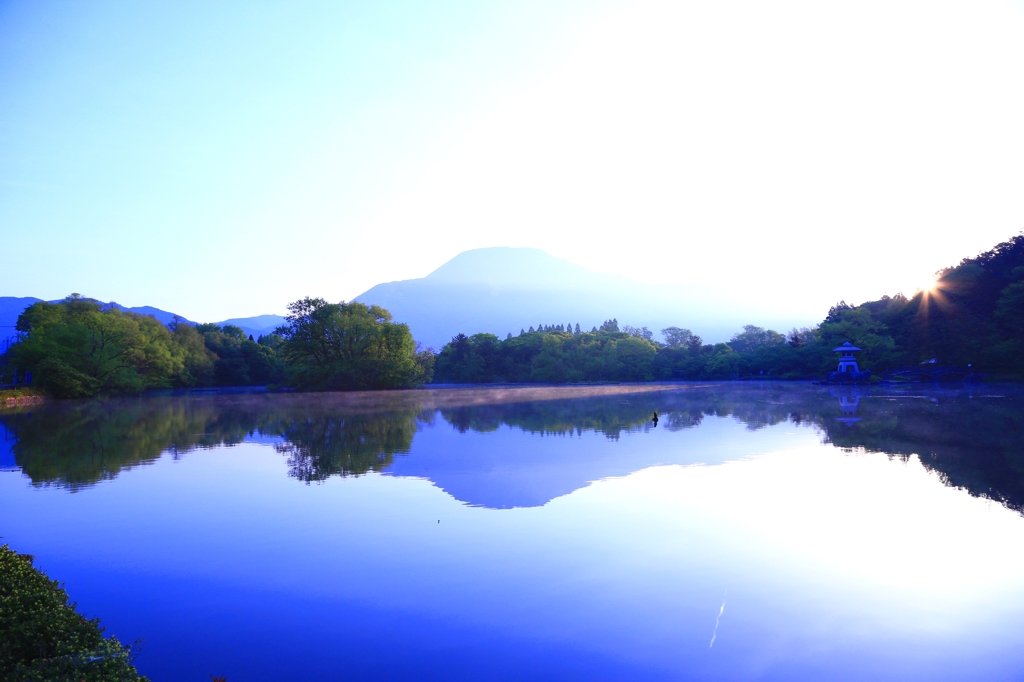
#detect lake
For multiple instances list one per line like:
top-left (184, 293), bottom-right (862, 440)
top-left (2, 383), bottom-right (1024, 681)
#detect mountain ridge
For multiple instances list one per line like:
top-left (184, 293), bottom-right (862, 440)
top-left (2, 247), bottom-right (807, 350)
top-left (354, 247), bottom-right (789, 349)
top-left (0, 297), bottom-right (286, 343)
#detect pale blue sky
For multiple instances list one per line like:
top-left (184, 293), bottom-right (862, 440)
top-left (3, 0), bottom-right (1024, 323)
top-left (0, 0), bottom-right (617, 318)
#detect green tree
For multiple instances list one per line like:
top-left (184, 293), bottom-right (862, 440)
top-left (530, 335), bottom-right (569, 382)
top-left (995, 281), bottom-right (1024, 335)
top-left (612, 336), bottom-right (657, 380)
top-left (703, 343), bottom-right (741, 378)
top-left (817, 308), bottom-right (897, 370)
top-left (728, 325), bottom-right (786, 353)
top-left (661, 326), bottom-right (695, 348)
top-left (622, 325), bottom-right (655, 342)
top-left (198, 324), bottom-right (283, 386)
top-left (12, 296), bottom-right (185, 398)
top-left (169, 318), bottom-right (216, 387)
top-left (276, 298), bottom-right (429, 390)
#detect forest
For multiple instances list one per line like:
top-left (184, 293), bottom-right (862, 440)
top-left (1, 296), bottom-right (433, 398)
top-left (2, 234), bottom-right (1022, 397)
top-left (433, 234), bottom-right (1024, 382)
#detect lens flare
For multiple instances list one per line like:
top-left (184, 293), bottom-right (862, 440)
top-left (918, 275), bottom-right (939, 294)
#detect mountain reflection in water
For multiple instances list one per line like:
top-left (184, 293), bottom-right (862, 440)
top-left (1, 383), bottom-right (1022, 512)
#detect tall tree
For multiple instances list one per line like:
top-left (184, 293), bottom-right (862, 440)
top-left (12, 296), bottom-right (187, 397)
top-left (275, 298), bottom-right (430, 390)
top-left (661, 326), bottom-right (694, 348)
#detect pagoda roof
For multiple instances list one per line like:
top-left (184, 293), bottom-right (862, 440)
top-left (833, 341), bottom-right (861, 352)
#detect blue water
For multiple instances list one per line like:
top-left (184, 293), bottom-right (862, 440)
top-left (2, 384), bottom-right (1024, 680)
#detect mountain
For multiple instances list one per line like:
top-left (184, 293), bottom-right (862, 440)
top-left (213, 315), bottom-right (288, 339)
top-left (2, 246), bottom-right (804, 351)
top-left (0, 297), bottom-right (285, 343)
top-left (0, 297), bottom-right (43, 347)
top-left (105, 302), bottom-right (192, 326)
top-left (0, 297), bottom-right (43, 327)
top-left (0, 297), bottom-right (190, 341)
top-left (354, 247), bottom-right (794, 349)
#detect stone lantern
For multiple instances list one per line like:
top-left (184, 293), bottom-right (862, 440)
top-left (833, 342), bottom-right (861, 374)
top-left (829, 342), bottom-right (870, 381)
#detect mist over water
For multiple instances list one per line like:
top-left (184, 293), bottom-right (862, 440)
top-left (3, 383), bottom-right (1024, 680)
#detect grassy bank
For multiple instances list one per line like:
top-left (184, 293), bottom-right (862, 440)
top-left (0, 543), bottom-right (148, 681)
top-left (0, 387), bottom-right (45, 408)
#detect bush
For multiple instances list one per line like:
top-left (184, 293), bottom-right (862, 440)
top-left (0, 544), bottom-right (148, 681)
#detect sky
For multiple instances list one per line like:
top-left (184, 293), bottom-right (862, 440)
top-left (2, 0), bottom-right (1024, 324)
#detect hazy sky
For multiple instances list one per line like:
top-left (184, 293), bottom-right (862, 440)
top-left (3, 0), bottom-right (1024, 324)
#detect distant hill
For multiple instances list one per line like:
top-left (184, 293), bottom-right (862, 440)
top-left (354, 247), bottom-right (792, 349)
top-left (0, 297), bottom-right (43, 347)
top-left (105, 302), bottom-right (192, 326)
top-left (213, 315), bottom-right (288, 339)
top-left (2, 247), bottom-right (804, 351)
top-left (0, 297), bottom-right (43, 327)
top-left (0, 297), bottom-right (190, 340)
top-left (0, 297), bottom-right (285, 344)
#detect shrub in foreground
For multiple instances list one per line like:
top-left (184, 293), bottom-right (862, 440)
top-left (0, 543), bottom-right (147, 681)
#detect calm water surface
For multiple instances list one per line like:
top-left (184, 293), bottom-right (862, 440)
top-left (2, 383), bottom-right (1024, 681)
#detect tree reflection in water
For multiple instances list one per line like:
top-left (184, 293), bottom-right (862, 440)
top-left (275, 410), bottom-right (427, 482)
top-left (2, 384), bottom-right (1022, 514)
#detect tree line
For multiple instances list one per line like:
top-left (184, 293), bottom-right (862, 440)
top-left (433, 233), bottom-right (1024, 382)
top-left (2, 295), bottom-right (433, 398)
top-left (4, 234), bottom-right (1023, 397)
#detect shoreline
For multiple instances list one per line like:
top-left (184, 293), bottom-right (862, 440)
top-left (0, 388), bottom-right (45, 409)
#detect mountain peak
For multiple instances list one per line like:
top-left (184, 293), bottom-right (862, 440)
top-left (354, 247), bottom-right (717, 349)
top-left (424, 247), bottom-right (614, 290)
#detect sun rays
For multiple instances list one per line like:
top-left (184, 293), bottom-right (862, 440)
top-left (918, 275), bottom-right (939, 294)
top-left (915, 275), bottom-right (952, 319)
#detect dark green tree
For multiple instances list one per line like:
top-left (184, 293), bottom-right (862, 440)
top-left (275, 298), bottom-right (430, 390)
